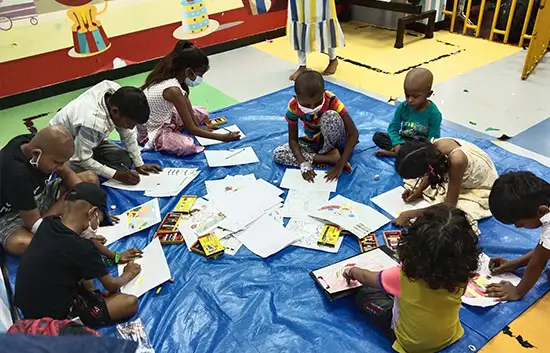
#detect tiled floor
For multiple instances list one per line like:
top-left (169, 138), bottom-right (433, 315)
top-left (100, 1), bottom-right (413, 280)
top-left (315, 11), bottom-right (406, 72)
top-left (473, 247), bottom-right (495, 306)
top-left (1, 24), bottom-right (549, 352)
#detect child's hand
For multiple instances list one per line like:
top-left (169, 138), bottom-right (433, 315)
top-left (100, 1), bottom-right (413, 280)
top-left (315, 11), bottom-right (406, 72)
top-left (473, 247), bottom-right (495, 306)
top-left (392, 210), bottom-right (416, 227)
top-left (489, 257), bottom-right (516, 274)
top-left (402, 189), bottom-right (422, 202)
top-left (325, 164), bottom-right (344, 181)
top-left (109, 213), bottom-right (120, 224)
top-left (93, 235), bottom-right (107, 245)
top-left (342, 266), bottom-right (355, 283)
top-left (136, 164), bottom-right (162, 175)
top-left (114, 170), bottom-right (141, 185)
top-left (123, 261), bottom-right (142, 279)
top-left (302, 170), bottom-right (317, 183)
top-left (119, 248), bottom-right (144, 264)
top-left (485, 281), bottom-right (522, 301)
top-left (221, 131), bottom-right (241, 142)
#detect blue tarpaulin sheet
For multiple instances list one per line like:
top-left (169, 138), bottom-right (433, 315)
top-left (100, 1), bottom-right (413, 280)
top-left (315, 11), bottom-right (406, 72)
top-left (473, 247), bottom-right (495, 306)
top-left (5, 82), bottom-right (549, 352)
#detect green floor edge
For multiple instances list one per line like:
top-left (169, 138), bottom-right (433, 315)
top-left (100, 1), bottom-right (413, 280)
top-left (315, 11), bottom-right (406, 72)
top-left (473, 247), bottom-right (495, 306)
top-left (0, 72), bottom-right (239, 145)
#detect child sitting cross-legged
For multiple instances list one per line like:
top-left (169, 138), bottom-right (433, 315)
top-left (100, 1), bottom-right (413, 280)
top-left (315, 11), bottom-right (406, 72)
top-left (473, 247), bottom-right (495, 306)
top-left (273, 70), bottom-right (359, 181)
top-left (485, 171), bottom-right (550, 301)
top-left (373, 68), bottom-right (442, 157)
top-left (343, 204), bottom-right (481, 353)
top-left (15, 182), bottom-right (141, 328)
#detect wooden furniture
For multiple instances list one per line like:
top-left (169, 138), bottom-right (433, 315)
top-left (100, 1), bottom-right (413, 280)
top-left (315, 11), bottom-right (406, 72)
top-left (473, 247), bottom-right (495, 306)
top-left (342, 0), bottom-right (437, 48)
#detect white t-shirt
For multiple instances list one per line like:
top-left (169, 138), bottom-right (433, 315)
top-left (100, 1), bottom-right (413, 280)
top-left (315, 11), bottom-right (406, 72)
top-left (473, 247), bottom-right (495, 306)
top-left (50, 80), bottom-right (144, 178)
top-left (539, 213), bottom-right (550, 250)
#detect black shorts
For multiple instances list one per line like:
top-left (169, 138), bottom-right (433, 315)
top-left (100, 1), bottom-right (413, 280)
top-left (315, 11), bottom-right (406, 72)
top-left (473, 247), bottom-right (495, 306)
top-left (68, 285), bottom-right (110, 329)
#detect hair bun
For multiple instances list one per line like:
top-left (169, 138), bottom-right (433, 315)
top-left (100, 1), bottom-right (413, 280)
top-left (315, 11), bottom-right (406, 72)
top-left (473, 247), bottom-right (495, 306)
top-left (175, 40), bottom-right (195, 52)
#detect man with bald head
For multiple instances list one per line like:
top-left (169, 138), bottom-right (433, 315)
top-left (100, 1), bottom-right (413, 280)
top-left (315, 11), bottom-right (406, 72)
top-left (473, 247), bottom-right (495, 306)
top-left (0, 126), bottom-right (96, 255)
top-left (373, 67), bottom-right (442, 157)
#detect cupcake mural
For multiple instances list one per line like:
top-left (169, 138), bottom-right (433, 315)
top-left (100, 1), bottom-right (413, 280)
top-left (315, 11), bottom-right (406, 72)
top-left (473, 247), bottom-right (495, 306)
top-left (173, 0), bottom-right (288, 40)
top-left (173, 0), bottom-right (220, 40)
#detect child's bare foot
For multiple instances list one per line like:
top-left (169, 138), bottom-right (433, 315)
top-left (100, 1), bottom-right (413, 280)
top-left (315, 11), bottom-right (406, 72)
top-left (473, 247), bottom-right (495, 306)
top-left (289, 66), bottom-right (307, 81)
top-left (375, 149), bottom-right (397, 157)
top-left (322, 59), bottom-right (338, 76)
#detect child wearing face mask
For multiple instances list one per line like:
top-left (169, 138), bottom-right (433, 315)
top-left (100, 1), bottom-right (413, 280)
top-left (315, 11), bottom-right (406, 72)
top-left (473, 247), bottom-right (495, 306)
top-left (138, 40), bottom-right (240, 156)
top-left (0, 126), bottom-right (97, 256)
top-left (373, 68), bottom-right (442, 158)
top-left (273, 70), bottom-right (359, 181)
top-left (80, 212), bottom-right (142, 267)
top-left (15, 182), bottom-right (142, 328)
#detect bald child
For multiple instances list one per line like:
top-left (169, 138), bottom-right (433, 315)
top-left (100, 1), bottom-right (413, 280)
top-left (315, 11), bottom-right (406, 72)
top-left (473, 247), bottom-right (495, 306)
top-left (373, 68), bottom-right (442, 157)
top-left (0, 126), bottom-right (97, 255)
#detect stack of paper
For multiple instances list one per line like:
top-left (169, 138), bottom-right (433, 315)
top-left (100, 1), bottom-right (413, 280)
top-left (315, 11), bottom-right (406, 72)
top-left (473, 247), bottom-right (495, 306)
top-left (195, 125), bottom-right (246, 146)
top-left (179, 175), bottom-right (294, 258)
top-left (103, 168), bottom-right (200, 197)
top-left (204, 147), bottom-right (259, 167)
top-left (204, 174), bottom-right (257, 200)
top-left (213, 180), bottom-right (284, 232)
top-left (235, 213), bottom-right (297, 258)
top-left (309, 195), bottom-right (390, 238)
top-left (118, 237), bottom-right (171, 298)
top-left (100, 199), bottom-right (162, 246)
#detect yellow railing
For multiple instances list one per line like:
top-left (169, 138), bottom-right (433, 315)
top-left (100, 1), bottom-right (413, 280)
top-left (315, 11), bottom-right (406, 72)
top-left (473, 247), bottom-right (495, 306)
top-left (443, 0), bottom-right (549, 78)
top-left (444, 0), bottom-right (538, 45)
top-left (522, 0), bottom-right (550, 78)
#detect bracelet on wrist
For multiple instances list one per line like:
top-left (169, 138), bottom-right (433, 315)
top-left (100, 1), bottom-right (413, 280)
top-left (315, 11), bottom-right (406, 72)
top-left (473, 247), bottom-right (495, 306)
top-left (114, 251), bottom-right (121, 264)
top-left (300, 161), bottom-right (313, 173)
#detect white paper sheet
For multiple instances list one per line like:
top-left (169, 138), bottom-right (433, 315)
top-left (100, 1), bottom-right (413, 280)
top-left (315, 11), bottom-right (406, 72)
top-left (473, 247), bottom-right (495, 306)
top-left (462, 253), bottom-right (522, 307)
top-left (205, 174), bottom-right (256, 199)
top-left (195, 125), bottom-right (246, 146)
top-left (280, 168), bottom-right (337, 192)
top-left (214, 186), bottom-right (283, 232)
top-left (118, 238), bottom-right (171, 298)
top-left (309, 195), bottom-right (390, 238)
top-left (281, 190), bottom-right (330, 219)
top-left (204, 147), bottom-right (259, 167)
top-left (311, 248), bottom-right (398, 294)
top-left (235, 213), bottom-right (299, 258)
top-left (218, 234), bottom-right (243, 256)
top-left (103, 168), bottom-right (199, 197)
top-left (371, 186), bottom-right (431, 218)
top-left (287, 218), bottom-right (344, 253)
top-left (177, 201), bottom-right (227, 238)
top-left (100, 199), bottom-right (162, 246)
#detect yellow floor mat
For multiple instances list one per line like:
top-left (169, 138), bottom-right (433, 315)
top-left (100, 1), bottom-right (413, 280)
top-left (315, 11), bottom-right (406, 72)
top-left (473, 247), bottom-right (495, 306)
top-left (254, 22), bottom-right (521, 99)
top-left (481, 293), bottom-right (550, 352)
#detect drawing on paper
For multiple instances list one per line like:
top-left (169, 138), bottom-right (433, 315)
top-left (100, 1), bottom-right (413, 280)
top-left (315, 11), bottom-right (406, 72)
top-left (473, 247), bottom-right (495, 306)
top-left (127, 201), bottom-right (161, 233)
top-left (312, 248), bottom-right (398, 294)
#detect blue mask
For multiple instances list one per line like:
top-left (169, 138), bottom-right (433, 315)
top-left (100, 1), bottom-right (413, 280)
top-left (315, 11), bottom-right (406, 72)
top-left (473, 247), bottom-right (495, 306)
top-left (185, 75), bottom-right (203, 88)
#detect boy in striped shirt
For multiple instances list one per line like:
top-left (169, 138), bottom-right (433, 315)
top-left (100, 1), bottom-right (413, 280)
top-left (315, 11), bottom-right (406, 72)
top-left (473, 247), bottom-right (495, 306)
top-left (274, 70), bottom-right (359, 181)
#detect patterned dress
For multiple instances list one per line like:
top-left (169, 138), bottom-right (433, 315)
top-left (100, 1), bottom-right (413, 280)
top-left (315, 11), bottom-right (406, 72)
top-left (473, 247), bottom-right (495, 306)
top-left (287, 0), bottom-right (345, 54)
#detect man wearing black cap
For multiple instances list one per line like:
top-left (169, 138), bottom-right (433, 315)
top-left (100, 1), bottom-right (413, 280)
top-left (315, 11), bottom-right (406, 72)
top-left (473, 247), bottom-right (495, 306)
top-left (15, 183), bottom-right (142, 328)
